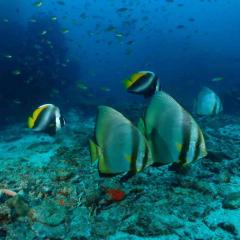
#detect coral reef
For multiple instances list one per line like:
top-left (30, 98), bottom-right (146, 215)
top-left (0, 109), bottom-right (240, 239)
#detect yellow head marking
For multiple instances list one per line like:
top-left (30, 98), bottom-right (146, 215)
top-left (124, 72), bottom-right (147, 89)
top-left (27, 105), bottom-right (48, 128)
top-left (131, 72), bottom-right (147, 83)
top-left (123, 79), bottom-right (132, 89)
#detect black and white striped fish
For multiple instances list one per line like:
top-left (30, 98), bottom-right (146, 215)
top-left (124, 71), bottom-right (161, 98)
top-left (28, 104), bottom-right (65, 135)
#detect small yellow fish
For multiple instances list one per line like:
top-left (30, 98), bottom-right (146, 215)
top-left (115, 33), bottom-right (123, 38)
top-left (30, 19), bottom-right (37, 23)
top-left (51, 89), bottom-right (59, 95)
top-left (211, 77), bottom-right (224, 82)
top-left (41, 30), bottom-right (48, 35)
top-left (12, 70), bottom-right (21, 75)
top-left (101, 87), bottom-right (111, 92)
top-left (33, 1), bottom-right (43, 7)
top-left (51, 16), bottom-right (57, 21)
top-left (4, 54), bottom-right (12, 59)
top-left (77, 82), bottom-right (88, 90)
top-left (61, 28), bottom-right (69, 34)
top-left (13, 99), bottom-right (22, 104)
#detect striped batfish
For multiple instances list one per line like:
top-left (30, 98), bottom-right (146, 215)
top-left (138, 91), bottom-right (207, 166)
top-left (28, 104), bottom-right (65, 135)
top-left (89, 106), bottom-right (153, 177)
top-left (193, 87), bottom-right (223, 116)
top-left (124, 71), bottom-right (161, 98)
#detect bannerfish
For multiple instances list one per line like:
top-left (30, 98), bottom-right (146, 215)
top-left (89, 106), bottom-right (153, 177)
top-left (138, 91), bottom-right (207, 167)
top-left (28, 104), bottom-right (65, 135)
top-left (124, 71), bottom-right (161, 98)
top-left (193, 87), bottom-right (223, 116)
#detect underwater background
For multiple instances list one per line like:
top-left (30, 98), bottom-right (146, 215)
top-left (0, 0), bottom-right (240, 239)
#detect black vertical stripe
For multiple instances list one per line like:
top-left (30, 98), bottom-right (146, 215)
top-left (212, 102), bottom-right (217, 115)
top-left (193, 127), bottom-right (202, 162)
top-left (34, 107), bottom-right (55, 131)
top-left (33, 107), bottom-right (49, 128)
top-left (131, 74), bottom-right (152, 92)
top-left (130, 126), bottom-right (150, 173)
top-left (129, 127), bottom-right (140, 174)
top-left (151, 128), bottom-right (160, 163)
top-left (139, 119), bottom-right (151, 168)
top-left (128, 72), bottom-right (157, 97)
top-left (178, 111), bottom-right (192, 165)
top-left (142, 140), bottom-right (150, 169)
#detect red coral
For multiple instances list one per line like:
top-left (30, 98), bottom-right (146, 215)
top-left (106, 189), bottom-right (125, 202)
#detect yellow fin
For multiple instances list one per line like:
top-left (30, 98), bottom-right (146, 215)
top-left (28, 117), bottom-right (34, 128)
top-left (89, 139), bottom-right (100, 163)
top-left (89, 139), bottom-right (111, 174)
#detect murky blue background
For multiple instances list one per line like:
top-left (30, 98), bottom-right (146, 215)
top-left (0, 0), bottom-right (240, 124)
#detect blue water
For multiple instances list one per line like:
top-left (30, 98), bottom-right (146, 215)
top-left (1, 0), bottom-right (240, 122)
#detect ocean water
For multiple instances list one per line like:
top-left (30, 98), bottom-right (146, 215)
top-left (0, 0), bottom-right (240, 239)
